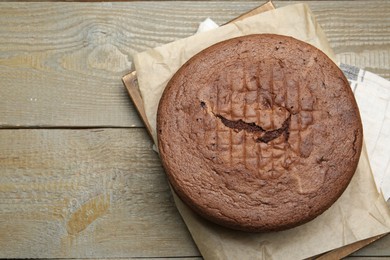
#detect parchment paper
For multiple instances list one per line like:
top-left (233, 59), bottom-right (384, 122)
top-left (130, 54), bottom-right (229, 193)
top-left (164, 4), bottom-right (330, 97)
top-left (134, 3), bottom-right (334, 145)
top-left (340, 64), bottom-right (390, 201)
top-left (133, 3), bottom-right (390, 259)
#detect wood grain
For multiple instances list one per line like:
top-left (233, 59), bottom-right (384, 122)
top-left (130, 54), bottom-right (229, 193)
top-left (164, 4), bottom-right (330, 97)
top-left (0, 1), bottom-right (389, 258)
top-left (122, 71), bottom-right (153, 138)
top-left (351, 233), bottom-right (390, 257)
top-left (0, 128), bottom-right (199, 258)
top-left (0, 127), bottom-right (388, 258)
top-left (317, 234), bottom-right (388, 259)
top-left (0, 1), bottom-right (389, 128)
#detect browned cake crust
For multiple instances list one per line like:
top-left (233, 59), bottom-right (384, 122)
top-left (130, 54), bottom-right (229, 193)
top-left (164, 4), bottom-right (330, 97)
top-left (157, 34), bottom-right (363, 232)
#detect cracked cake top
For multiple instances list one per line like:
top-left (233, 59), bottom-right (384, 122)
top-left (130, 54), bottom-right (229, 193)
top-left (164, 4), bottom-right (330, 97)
top-left (157, 34), bottom-right (363, 232)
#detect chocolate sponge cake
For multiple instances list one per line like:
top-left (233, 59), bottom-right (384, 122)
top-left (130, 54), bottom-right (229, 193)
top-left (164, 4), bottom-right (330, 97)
top-left (157, 34), bottom-right (363, 232)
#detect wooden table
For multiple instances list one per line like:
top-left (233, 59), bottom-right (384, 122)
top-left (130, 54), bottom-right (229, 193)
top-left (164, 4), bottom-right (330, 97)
top-left (0, 1), bottom-right (389, 259)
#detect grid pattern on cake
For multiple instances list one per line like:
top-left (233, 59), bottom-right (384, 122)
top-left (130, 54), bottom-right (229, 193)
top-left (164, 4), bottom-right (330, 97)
top-left (201, 62), bottom-right (316, 178)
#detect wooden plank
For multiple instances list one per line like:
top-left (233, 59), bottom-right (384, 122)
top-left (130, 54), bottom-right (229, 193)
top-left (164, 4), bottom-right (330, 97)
top-left (121, 1), bottom-right (277, 140)
top-left (0, 1), bottom-right (259, 128)
top-left (317, 234), bottom-right (389, 259)
top-left (343, 256), bottom-right (389, 260)
top-left (226, 0), bottom-right (275, 24)
top-left (0, 1), bottom-right (389, 128)
top-left (55, 258), bottom-right (202, 260)
top-left (122, 71), bottom-right (153, 138)
top-left (56, 258), bottom-right (203, 260)
top-left (346, 258), bottom-right (390, 260)
top-left (293, 1), bottom-right (390, 79)
top-left (0, 128), bottom-right (389, 258)
top-left (0, 128), bottom-right (199, 258)
top-left (351, 233), bottom-right (390, 257)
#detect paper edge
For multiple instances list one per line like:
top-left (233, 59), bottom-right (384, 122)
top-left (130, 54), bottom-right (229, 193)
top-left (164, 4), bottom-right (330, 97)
top-left (124, 2), bottom-right (390, 259)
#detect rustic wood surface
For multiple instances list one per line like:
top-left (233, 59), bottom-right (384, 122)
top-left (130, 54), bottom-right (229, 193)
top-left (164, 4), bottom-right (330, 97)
top-left (0, 1), bottom-right (389, 128)
top-left (0, 129), bottom-right (199, 258)
top-left (0, 1), bottom-right (389, 259)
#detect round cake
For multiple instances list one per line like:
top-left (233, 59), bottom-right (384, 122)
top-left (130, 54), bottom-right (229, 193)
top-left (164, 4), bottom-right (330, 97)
top-left (157, 34), bottom-right (363, 232)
